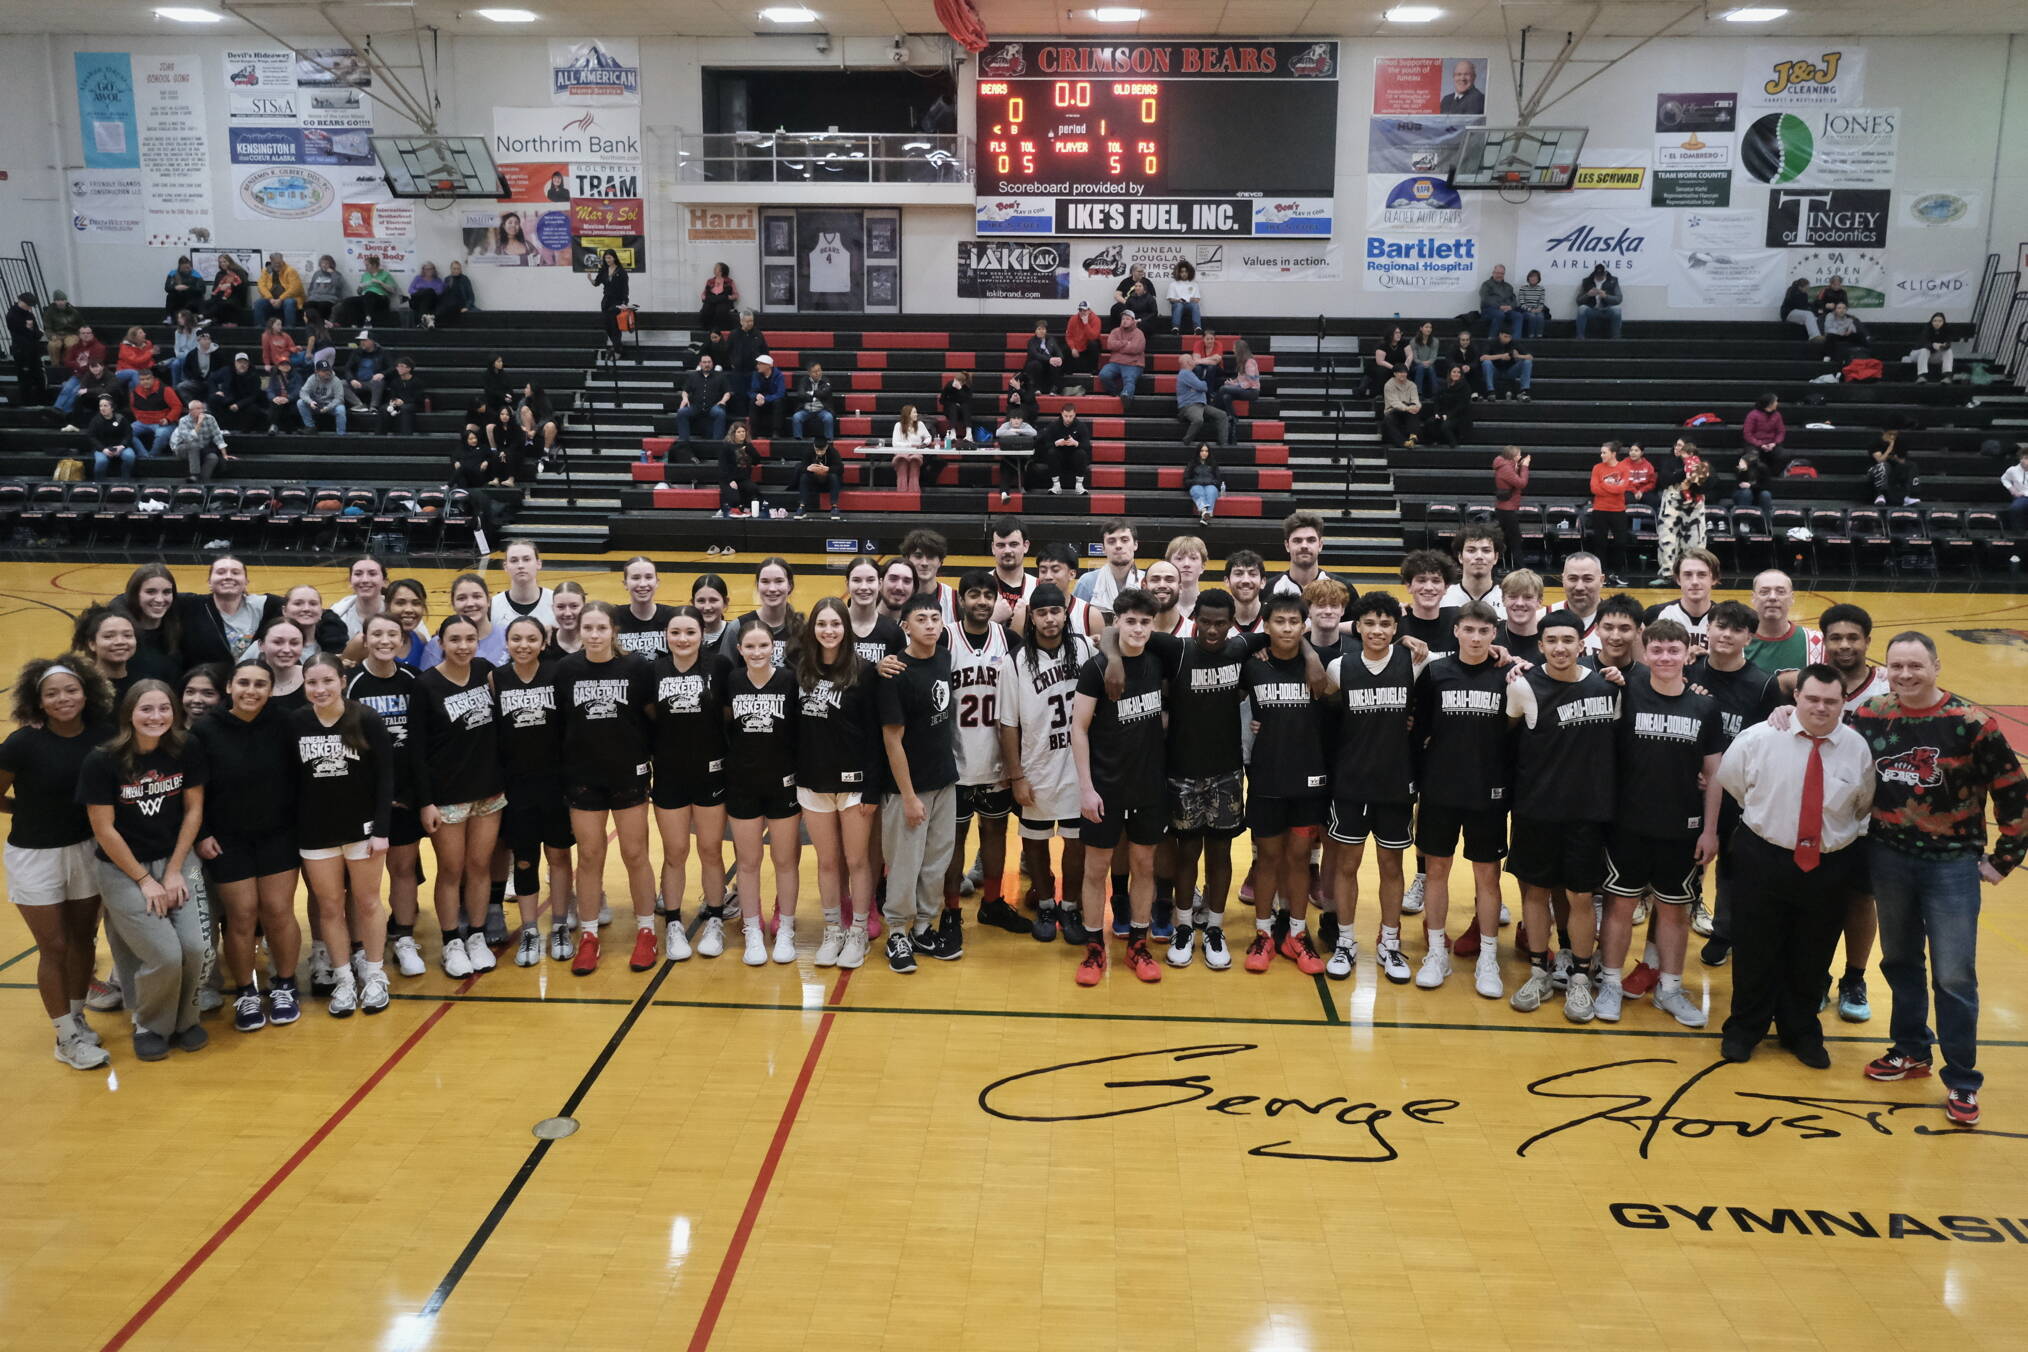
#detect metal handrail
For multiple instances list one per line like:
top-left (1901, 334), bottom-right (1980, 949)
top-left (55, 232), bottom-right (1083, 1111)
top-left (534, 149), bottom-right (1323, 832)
top-left (672, 131), bottom-right (972, 184)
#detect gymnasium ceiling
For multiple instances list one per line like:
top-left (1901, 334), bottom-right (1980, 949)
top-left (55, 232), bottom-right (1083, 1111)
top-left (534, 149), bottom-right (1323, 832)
top-left (2, 0), bottom-right (2023, 39)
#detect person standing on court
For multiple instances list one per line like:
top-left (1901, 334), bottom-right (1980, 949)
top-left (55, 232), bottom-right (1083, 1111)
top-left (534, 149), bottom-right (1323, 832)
top-left (1715, 664), bottom-right (1874, 1067)
top-left (1850, 632), bottom-right (2028, 1127)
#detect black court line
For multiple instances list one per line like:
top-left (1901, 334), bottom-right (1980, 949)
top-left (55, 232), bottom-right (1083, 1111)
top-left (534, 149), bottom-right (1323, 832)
top-left (1312, 973), bottom-right (1342, 1024)
top-left (414, 954), bottom-right (681, 1321)
top-left (0, 944), bottom-right (39, 975)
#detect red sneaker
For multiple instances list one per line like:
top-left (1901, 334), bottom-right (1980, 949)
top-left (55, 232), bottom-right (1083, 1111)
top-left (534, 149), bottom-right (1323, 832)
top-left (1621, 961), bottom-right (1660, 998)
top-left (1451, 926), bottom-right (1482, 958)
top-left (1126, 939), bottom-right (1162, 983)
top-left (1279, 930), bottom-right (1326, 976)
top-left (628, 926), bottom-right (657, 972)
top-left (1945, 1088), bottom-right (1981, 1127)
top-left (1075, 941), bottom-right (1107, 987)
top-left (1863, 1052), bottom-right (1934, 1082)
top-left (1244, 931), bottom-right (1275, 972)
top-left (572, 929), bottom-right (600, 977)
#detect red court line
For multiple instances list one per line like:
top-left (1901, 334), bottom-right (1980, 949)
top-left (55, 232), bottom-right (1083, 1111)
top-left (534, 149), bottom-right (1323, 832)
top-left (99, 982), bottom-right (474, 1352)
top-left (685, 968), bottom-right (854, 1352)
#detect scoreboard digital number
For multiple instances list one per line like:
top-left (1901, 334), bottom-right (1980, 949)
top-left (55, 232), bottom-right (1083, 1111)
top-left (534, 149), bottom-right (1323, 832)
top-left (974, 40), bottom-right (1339, 239)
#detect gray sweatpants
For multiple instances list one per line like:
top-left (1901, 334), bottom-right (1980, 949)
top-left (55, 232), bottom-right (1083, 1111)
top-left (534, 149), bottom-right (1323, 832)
top-left (96, 856), bottom-right (209, 1038)
top-left (882, 785), bottom-right (957, 935)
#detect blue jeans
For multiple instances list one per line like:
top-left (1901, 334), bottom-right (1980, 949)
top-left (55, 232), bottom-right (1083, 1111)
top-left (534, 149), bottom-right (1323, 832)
top-left (1870, 842), bottom-right (1984, 1090)
top-left (1480, 304), bottom-right (1522, 338)
top-left (1733, 486), bottom-right (1774, 515)
top-left (94, 446), bottom-right (135, 479)
top-left (790, 408), bottom-right (835, 440)
top-left (1490, 356), bottom-right (1533, 393)
top-left (1519, 310), bottom-right (1547, 338)
top-left (130, 424), bottom-right (174, 458)
top-left (2007, 495), bottom-right (2028, 532)
top-left (53, 376), bottom-right (85, 413)
top-left (1097, 362), bottom-right (1139, 399)
top-left (676, 403), bottom-right (727, 444)
top-left (1411, 364), bottom-right (1438, 397)
top-left (114, 369), bottom-right (144, 392)
top-left (298, 397), bottom-right (348, 433)
top-left (1170, 300), bottom-right (1201, 332)
top-left (252, 297), bottom-right (300, 328)
top-left (1189, 484), bottom-right (1219, 515)
top-left (1575, 303), bottom-right (1623, 339)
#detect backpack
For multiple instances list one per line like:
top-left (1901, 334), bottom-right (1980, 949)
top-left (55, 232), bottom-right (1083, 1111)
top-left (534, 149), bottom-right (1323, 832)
top-left (1783, 459), bottom-right (1818, 478)
top-left (1682, 412), bottom-right (1723, 427)
top-left (1840, 357), bottom-right (1883, 382)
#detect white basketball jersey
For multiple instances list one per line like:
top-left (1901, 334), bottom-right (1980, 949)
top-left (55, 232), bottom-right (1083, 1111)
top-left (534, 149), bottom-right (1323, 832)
top-left (950, 623), bottom-right (1012, 786)
top-left (997, 632), bottom-right (1094, 819)
top-left (808, 232), bottom-right (851, 293)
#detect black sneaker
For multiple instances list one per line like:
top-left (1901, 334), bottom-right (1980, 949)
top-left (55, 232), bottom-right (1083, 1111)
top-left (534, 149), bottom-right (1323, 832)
top-left (1150, 895), bottom-right (1175, 940)
top-left (232, 987), bottom-right (266, 1033)
top-left (1316, 910), bottom-right (1340, 950)
top-left (1700, 937), bottom-right (1731, 966)
top-left (1059, 908), bottom-right (1089, 946)
top-left (933, 909), bottom-right (965, 960)
top-left (1032, 903), bottom-right (1059, 943)
top-left (885, 930), bottom-right (916, 974)
top-left (978, 898), bottom-right (1030, 935)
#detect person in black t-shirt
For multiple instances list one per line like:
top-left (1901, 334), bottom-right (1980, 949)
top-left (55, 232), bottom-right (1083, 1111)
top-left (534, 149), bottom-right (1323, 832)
top-left (1598, 619), bottom-right (1724, 1030)
top-left (726, 616), bottom-right (803, 967)
top-left (1072, 588), bottom-right (1169, 987)
top-left (1497, 570), bottom-right (1546, 667)
top-left (1587, 593), bottom-right (1645, 677)
top-left (410, 616), bottom-right (505, 982)
top-left (795, 598), bottom-right (883, 970)
top-left (615, 556), bottom-right (676, 658)
top-left (1686, 599), bottom-right (1783, 967)
top-left (1409, 601), bottom-right (1511, 996)
top-left (79, 680), bottom-right (211, 1060)
top-left (1504, 611), bottom-right (1620, 1020)
top-left (1396, 550), bottom-right (1461, 924)
top-left (1240, 595), bottom-right (1332, 976)
top-left (293, 655), bottom-right (396, 1018)
top-left (878, 594), bottom-right (958, 973)
top-left (648, 607), bottom-right (727, 965)
top-left (495, 616), bottom-right (575, 968)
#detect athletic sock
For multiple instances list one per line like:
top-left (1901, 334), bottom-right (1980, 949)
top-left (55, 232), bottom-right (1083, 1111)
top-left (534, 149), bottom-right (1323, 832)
top-left (1843, 965), bottom-right (1863, 982)
top-left (1659, 973), bottom-right (1683, 995)
top-left (239, 982), bottom-right (257, 996)
top-left (1154, 879), bottom-right (1175, 905)
top-left (1556, 924), bottom-right (1572, 950)
top-left (488, 881), bottom-right (507, 908)
top-left (1529, 949), bottom-right (1548, 970)
top-left (1128, 923), bottom-right (1149, 944)
top-left (1379, 923), bottom-right (1400, 948)
top-left (1641, 940), bottom-right (1660, 967)
top-left (822, 903), bottom-right (843, 925)
top-left (68, 998), bottom-right (85, 1017)
top-left (388, 921), bottom-right (413, 940)
top-left (1601, 968), bottom-right (1623, 990)
top-left (363, 960), bottom-right (384, 977)
top-left (636, 915), bottom-right (654, 933)
top-left (52, 1017), bottom-right (70, 1034)
top-left (1288, 917), bottom-right (1307, 935)
top-left (1255, 917), bottom-right (1274, 934)
top-left (1426, 928), bottom-right (1449, 952)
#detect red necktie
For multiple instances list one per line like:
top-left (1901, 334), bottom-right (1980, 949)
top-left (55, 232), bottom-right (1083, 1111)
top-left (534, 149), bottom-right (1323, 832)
top-left (1795, 735), bottom-right (1825, 872)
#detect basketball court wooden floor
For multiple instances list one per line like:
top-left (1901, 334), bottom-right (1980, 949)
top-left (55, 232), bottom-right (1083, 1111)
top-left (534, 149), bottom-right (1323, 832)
top-left (4, 559), bottom-right (2028, 1352)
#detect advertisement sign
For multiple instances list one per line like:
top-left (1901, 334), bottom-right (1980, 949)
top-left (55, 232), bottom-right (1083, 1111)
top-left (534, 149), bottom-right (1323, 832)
top-left (1652, 91), bottom-right (1737, 206)
top-left (686, 205), bottom-right (757, 243)
top-left (1252, 199), bottom-right (1333, 236)
top-left (1372, 56), bottom-right (1490, 116)
top-left (1038, 198), bottom-right (1327, 239)
top-left (570, 162), bottom-right (639, 199)
top-left (300, 85), bottom-right (372, 131)
top-left (1787, 250), bottom-right (1888, 308)
top-left (224, 49), bottom-right (295, 91)
top-left (957, 240), bottom-right (1071, 299)
top-left (341, 201), bottom-right (415, 240)
top-left (228, 126), bottom-right (373, 167)
top-left (1764, 189), bottom-right (1891, 249)
top-left (340, 238), bottom-right (412, 277)
top-left (134, 54), bottom-right (213, 247)
top-left (75, 52), bottom-right (139, 169)
top-left (235, 164), bottom-right (341, 221)
top-left (1742, 46), bottom-right (1863, 108)
top-left (295, 48), bottom-right (370, 87)
top-left (570, 198), bottom-right (643, 234)
top-left (1899, 189), bottom-right (1981, 230)
top-left (463, 203), bottom-right (573, 265)
top-left (1668, 249), bottom-right (1785, 308)
top-left (1741, 109), bottom-right (1898, 187)
top-left (492, 106), bottom-right (641, 164)
top-left (498, 162), bottom-right (572, 202)
top-left (550, 39), bottom-right (640, 105)
top-left (66, 170), bottom-right (145, 241)
top-left (1569, 151), bottom-right (1649, 193)
top-left (1361, 234), bottom-right (1482, 291)
top-left (573, 236), bottom-right (643, 272)
top-left (1891, 272), bottom-right (1972, 306)
top-left (1514, 205), bottom-right (1670, 286)
top-left (229, 91), bottom-right (299, 125)
top-left (1367, 175), bottom-right (1470, 232)
top-left (1367, 116), bottom-right (1480, 175)
top-left (1674, 209), bottom-right (1761, 250)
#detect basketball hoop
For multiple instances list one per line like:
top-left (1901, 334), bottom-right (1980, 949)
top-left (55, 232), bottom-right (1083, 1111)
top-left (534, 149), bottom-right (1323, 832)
top-left (1498, 181), bottom-right (1532, 205)
top-left (425, 186), bottom-right (457, 212)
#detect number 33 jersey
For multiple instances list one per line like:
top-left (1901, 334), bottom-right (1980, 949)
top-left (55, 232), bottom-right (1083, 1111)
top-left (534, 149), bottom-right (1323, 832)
top-left (997, 633), bottom-right (1092, 820)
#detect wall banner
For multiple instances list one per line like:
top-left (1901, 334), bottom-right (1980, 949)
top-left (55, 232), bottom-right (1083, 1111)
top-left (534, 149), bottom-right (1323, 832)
top-left (686, 205), bottom-right (757, 243)
top-left (1673, 209), bottom-right (1761, 251)
top-left (1890, 272), bottom-right (1972, 306)
top-left (1898, 189), bottom-right (1982, 230)
top-left (223, 49), bottom-right (295, 91)
top-left (550, 39), bottom-right (640, 105)
top-left (1740, 108), bottom-right (1898, 187)
top-left (463, 203), bottom-right (574, 266)
top-left (957, 240), bottom-right (1071, 300)
top-left (1764, 189), bottom-right (1891, 249)
top-left (1372, 56), bottom-right (1490, 116)
top-left (1668, 249), bottom-right (1785, 308)
top-left (1785, 249), bottom-right (1888, 308)
top-left (1366, 174), bottom-right (1471, 232)
top-left (493, 106), bottom-right (642, 164)
top-left (135, 54), bottom-right (213, 247)
top-left (1367, 115), bottom-right (1481, 175)
top-left (342, 202), bottom-right (415, 241)
top-left (1513, 204), bottom-right (1671, 286)
top-left (569, 162), bottom-right (640, 198)
top-left (1653, 91), bottom-right (1736, 207)
top-left (75, 52), bottom-right (139, 169)
top-left (1360, 234), bottom-right (1483, 291)
top-left (67, 170), bottom-right (145, 242)
top-left (1742, 45), bottom-right (1864, 108)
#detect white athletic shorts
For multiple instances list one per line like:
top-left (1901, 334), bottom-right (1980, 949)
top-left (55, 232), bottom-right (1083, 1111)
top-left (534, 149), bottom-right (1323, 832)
top-left (796, 787), bottom-right (865, 814)
top-left (300, 839), bottom-right (375, 862)
top-left (5, 840), bottom-right (100, 905)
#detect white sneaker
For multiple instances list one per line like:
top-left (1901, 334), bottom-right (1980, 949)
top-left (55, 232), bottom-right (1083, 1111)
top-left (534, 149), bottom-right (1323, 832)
top-left (742, 919), bottom-right (767, 966)
top-left (1592, 980), bottom-right (1624, 1023)
top-left (1474, 947), bottom-right (1503, 999)
top-left (1498, 902), bottom-right (1511, 926)
top-left (772, 916), bottom-right (797, 964)
top-left (351, 950), bottom-right (369, 988)
top-left (464, 931), bottom-right (496, 973)
top-left (68, 1013), bottom-right (102, 1046)
top-left (697, 913), bottom-right (726, 958)
top-left (359, 968), bottom-right (390, 1014)
top-left (665, 920), bottom-right (693, 962)
top-left (839, 924), bottom-right (869, 969)
top-left (1325, 937), bottom-right (1359, 980)
top-left (1376, 943), bottom-right (1411, 984)
top-left (1414, 947), bottom-right (1451, 989)
top-left (1690, 900), bottom-right (1715, 937)
top-left (307, 943), bottom-right (334, 994)
top-left (1631, 898), bottom-right (1650, 925)
top-left (1401, 874), bottom-right (1426, 915)
top-left (55, 1029), bottom-right (109, 1070)
top-left (1564, 972), bottom-right (1596, 1023)
top-left (1550, 949), bottom-right (1574, 990)
top-left (441, 937), bottom-right (474, 979)
top-left (514, 928), bottom-right (542, 967)
top-left (328, 972), bottom-right (358, 1017)
top-left (1511, 967), bottom-right (1555, 1012)
top-left (597, 901), bottom-right (613, 927)
top-left (814, 923), bottom-right (846, 967)
top-left (548, 922), bottom-right (574, 961)
top-left (1655, 986), bottom-right (1707, 1027)
top-left (85, 975), bottom-right (124, 1011)
top-left (392, 935), bottom-right (426, 977)
top-left (1200, 926), bottom-right (1232, 970)
top-left (1165, 926), bottom-right (1196, 968)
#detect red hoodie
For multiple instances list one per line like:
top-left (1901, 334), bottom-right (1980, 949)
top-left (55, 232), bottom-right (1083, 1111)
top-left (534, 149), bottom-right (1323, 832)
top-left (1590, 460), bottom-right (1629, 512)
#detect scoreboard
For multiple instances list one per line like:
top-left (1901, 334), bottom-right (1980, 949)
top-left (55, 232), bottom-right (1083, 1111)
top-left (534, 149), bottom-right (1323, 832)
top-left (974, 40), bottom-right (1339, 238)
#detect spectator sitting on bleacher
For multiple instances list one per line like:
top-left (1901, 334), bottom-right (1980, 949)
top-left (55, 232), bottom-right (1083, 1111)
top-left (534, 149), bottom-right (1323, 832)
top-left (253, 252), bottom-right (305, 328)
top-left (676, 353), bottom-right (731, 448)
top-left (1516, 269), bottom-right (1550, 338)
top-left (1188, 325), bottom-right (1227, 367)
top-left (379, 358), bottom-right (427, 435)
top-left (355, 256), bottom-right (399, 329)
top-left (1047, 405), bottom-right (1091, 494)
top-left (1211, 339), bottom-right (1258, 431)
top-left (1066, 300), bottom-right (1101, 379)
top-left (939, 368), bottom-right (978, 440)
top-left (1098, 312), bottom-right (1145, 400)
top-left (56, 355), bottom-right (121, 430)
top-left (1868, 430), bottom-right (1919, 507)
top-left (2002, 445), bottom-right (2028, 533)
top-left (745, 353), bottom-right (785, 437)
top-left (172, 400), bottom-right (231, 483)
top-left (791, 363), bottom-right (836, 441)
top-left (1185, 443), bottom-right (1223, 523)
top-left (521, 390), bottom-right (562, 464)
top-left (1479, 265), bottom-right (1521, 338)
top-left (345, 334), bottom-right (388, 409)
top-left (1406, 322), bottom-right (1440, 396)
top-left (451, 425), bottom-right (501, 489)
top-left (128, 371), bottom-right (183, 458)
top-left (1111, 265), bottom-right (1156, 327)
top-left (297, 360), bottom-right (359, 433)
top-left (303, 313), bottom-right (338, 370)
top-left (1911, 312), bottom-right (1958, 382)
top-left (1382, 366), bottom-right (1423, 447)
top-left (1024, 319), bottom-right (1066, 394)
top-left (1743, 393), bottom-right (1786, 467)
top-left (1814, 275), bottom-right (1849, 315)
top-left (43, 291), bottom-right (83, 368)
top-left (1573, 264), bottom-right (1623, 339)
top-left (164, 256), bottom-right (204, 320)
top-left (500, 406), bottom-right (546, 486)
top-left (210, 353), bottom-right (263, 432)
top-left (1364, 324), bottom-right (1410, 396)
top-left (441, 260), bottom-right (475, 325)
top-left (793, 434), bottom-right (842, 520)
top-left (170, 310), bottom-right (201, 363)
top-left (87, 395), bottom-right (135, 481)
top-left (699, 262), bottom-right (738, 331)
top-left (261, 364), bottom-right (297, 432)
top-left (1734, 446), bottom-right (1776, 516)
top-left (1176, 359), bottom-right (1229, 445)
top-left (889, 404), bottom-right (933, 494)
top-left (716, 421), bottom-right (762, 519)
top-left (7, 292), bottom-right (45, 404)
top-left (1780, 276), bottom-right (1822, 340)
top-left (1168, 261), bottom-right (1204, 335)
top-left (113, 326), bottom-right (157, 392)
top-left (172, 332), bottom-right (222, 403)
top-left (408, 262), bottom-right (447, 330)
top-left (260, 316), bottom-right (299, 379)
top-left (1004, 367), bottom-right (1041, 426)
top-left (725, 310), bottom-right (770, 414)
top-left (305, 254), bottom-right (346, 322)
top-left (206, 258), bottom-right (249, 326)
top-left (994, 408), bottom-right (1039, 503)
top-left (1442, 328), bottom-right (1487, 395)
top-left (486, 403), bottom-right (519, 459)
top-left (1425, 363), bottom-right (1474, 447)
top-left (1481, 330), bottom-right (1534, 401)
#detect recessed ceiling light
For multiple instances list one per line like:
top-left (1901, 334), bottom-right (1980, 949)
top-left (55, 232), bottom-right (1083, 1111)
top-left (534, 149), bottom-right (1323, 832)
top-left (1385, 5), bottom-right (1444, 20)
top-left (475, 8), bottom-right (538, 21)
top-left (1722, 7), bottom-right (1788, 19)
top-left (1089, 7), bottom-right (1146, 21)
top-left (153, 7), bottom-right (224, 20)
top-left (760, 5), bottom-right (819, 20)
